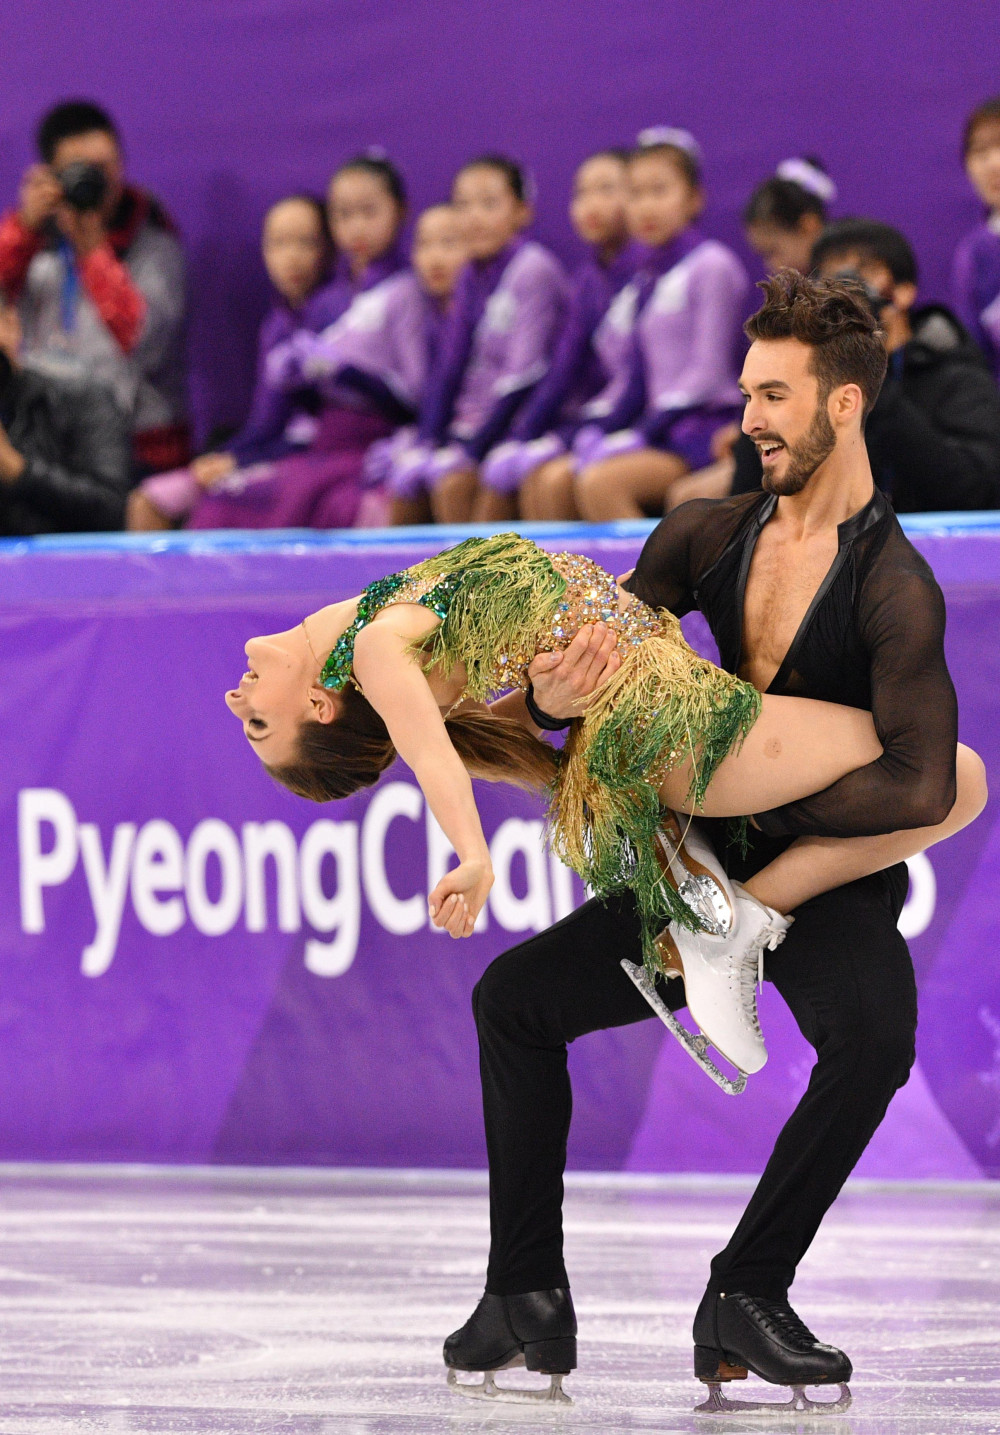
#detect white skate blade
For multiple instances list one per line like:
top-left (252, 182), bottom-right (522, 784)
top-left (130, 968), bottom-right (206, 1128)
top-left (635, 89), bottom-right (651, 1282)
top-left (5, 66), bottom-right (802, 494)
top-left (447, 1367), bottom-right (572, 1404)
top-left (621, 960), bottom-right (747, 1096)
top-left (695, 1380), bottom-right (851, 1415)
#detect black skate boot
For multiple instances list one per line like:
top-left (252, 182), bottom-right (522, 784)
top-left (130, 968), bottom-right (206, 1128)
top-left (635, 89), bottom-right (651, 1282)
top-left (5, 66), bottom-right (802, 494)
top-left (692, 1288), bottom-right (852, 1414)
top-left (444, 1288), bottom-right (577, 1404)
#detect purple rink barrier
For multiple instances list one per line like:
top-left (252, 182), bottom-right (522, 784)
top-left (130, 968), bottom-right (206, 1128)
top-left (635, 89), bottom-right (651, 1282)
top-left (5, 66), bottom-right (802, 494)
top-left (0, 517), bottom-right (998, 1177)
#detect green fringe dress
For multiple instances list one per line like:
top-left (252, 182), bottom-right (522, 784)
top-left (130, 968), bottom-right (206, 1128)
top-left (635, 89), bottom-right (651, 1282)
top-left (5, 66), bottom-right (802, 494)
top-left (320, 533), bottom-right (761, 971)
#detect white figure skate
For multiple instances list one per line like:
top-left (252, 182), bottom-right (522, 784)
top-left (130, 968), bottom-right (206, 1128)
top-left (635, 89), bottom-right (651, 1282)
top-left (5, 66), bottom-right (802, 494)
top-left (655, 810), bottom-right (736, 936)
top-left (622, 887), bottom-right (791, 1094)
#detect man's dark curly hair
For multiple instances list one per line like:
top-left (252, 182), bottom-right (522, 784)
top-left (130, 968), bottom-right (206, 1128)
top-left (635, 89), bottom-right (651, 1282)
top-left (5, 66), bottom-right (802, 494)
top-left (744, 269), bottom-right (888, 418)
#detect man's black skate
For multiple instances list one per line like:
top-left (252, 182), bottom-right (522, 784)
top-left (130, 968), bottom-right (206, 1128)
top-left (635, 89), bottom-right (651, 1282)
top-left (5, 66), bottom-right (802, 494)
top-left (444, 1288), bottom-right (576, 1404)
top-left (692, 1289), bottom-right (852, 1414)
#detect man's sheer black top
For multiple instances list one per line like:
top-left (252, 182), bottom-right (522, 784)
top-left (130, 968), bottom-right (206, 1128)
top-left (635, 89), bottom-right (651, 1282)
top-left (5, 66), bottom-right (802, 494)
top-left (623, 489), bottom-right (958, 838)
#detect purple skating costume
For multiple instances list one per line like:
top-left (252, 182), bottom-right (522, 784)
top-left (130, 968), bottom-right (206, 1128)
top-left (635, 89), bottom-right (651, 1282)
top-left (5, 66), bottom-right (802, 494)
top-left (577, 227), bottom-right (749, 473)
top-left (388, 237), bottom-right (567, 497)
top-left (952, 216), bottom-right (1000, 382)
top-left (480, 241), bottom-right (645, 493)
top-left (188, 246), bottom-right (425, 532)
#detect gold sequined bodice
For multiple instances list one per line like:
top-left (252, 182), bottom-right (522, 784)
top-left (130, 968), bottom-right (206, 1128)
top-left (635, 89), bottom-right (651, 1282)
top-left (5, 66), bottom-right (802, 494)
top-left (321, 537), bottom-right (676, 698)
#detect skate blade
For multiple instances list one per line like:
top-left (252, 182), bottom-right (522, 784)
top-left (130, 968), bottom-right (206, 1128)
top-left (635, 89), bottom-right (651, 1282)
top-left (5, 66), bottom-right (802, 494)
top-left (694, 1380), bottom-right (852, 1415)
top-left (621, 960), bottom-right (747, 1096)
top-left (447, 1367), bottom-right (572, 1404)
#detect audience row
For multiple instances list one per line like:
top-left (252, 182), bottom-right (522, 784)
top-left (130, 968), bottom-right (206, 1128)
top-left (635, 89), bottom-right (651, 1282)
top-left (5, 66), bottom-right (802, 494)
top-left (1, 98), bottom-right (1000, 536)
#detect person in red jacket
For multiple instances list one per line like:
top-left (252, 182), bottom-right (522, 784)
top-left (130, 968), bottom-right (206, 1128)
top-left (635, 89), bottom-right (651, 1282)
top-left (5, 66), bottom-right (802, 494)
top-left (0, 99), bottom-right (188, 473)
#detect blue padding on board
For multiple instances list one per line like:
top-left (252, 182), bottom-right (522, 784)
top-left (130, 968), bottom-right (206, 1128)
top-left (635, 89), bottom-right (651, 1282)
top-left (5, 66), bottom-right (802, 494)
top-left (1, 515), bottom-right (999, 608)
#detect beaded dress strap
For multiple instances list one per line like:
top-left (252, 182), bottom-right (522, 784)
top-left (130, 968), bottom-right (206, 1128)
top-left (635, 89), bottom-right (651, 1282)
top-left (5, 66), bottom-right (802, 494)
top-left (319, 569), bottom-right (461, 691)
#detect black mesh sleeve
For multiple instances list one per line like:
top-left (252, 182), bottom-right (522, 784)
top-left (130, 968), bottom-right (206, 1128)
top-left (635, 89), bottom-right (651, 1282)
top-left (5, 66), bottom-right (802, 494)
top-left (754, 542), bottom-right (959, 838)
top-left (622, 499), bottom-right (720, 617)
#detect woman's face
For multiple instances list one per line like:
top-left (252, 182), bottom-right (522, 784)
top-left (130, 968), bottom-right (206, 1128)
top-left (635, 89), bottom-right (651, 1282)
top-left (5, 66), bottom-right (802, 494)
top-left (328, 170), bottom-right (402, 273)
top-left (626, 152), bottom-right (701, 247)
top-left (966, 118), bottom-right (1000, 212)
top-left (412, 204), bottom-right (468, 298)
top-left (262, 199), bottom-right (327, 306)
top-left (452, 165), bottom-right (529, 261)
top-left (745, 213), bottom-right (822, 275)
top-left (570, 154), bottom-right (628, 249)
top-left (224, 626), bottom-right (330, 768)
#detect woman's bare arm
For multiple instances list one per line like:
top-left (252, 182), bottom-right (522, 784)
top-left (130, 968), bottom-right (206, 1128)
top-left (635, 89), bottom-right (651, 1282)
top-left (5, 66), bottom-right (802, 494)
top-left (353, 613), bottom-right (493, 937)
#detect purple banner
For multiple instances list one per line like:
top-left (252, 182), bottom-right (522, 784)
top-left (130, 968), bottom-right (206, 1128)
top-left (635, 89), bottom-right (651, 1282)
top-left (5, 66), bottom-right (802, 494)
top-left (1, 521), bottom-right (998, 1177)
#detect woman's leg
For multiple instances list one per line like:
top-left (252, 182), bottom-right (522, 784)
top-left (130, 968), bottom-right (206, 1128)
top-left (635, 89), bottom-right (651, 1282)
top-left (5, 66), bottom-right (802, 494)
top-left (576, 448), bottom-right (688, 520)
top-left (664, 456), bottom-right (735, 512)
top-left (474, 487), bottom-right (518, 523)
top-left (125, 489), bottom-right (172, 531)
top-left (744, 744), bottom-right (987, 914)
top-left (520, 456), bottom-right (579, 520)
top-left (391, 492), bottom-right (432, 526)
top-left (431, 467), bottom-right (478, 524)
top-left (658, 693), bottom-right (883, 817)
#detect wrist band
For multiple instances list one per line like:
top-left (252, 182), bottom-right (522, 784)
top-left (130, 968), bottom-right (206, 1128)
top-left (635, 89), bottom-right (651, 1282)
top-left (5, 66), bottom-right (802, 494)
top-left (525, 682), bottom-right (572, 732)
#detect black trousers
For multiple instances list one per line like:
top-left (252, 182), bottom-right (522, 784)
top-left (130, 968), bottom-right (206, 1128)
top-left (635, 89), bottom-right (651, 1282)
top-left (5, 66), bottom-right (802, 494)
top-left (473, 851), bottom-right (916, 1303)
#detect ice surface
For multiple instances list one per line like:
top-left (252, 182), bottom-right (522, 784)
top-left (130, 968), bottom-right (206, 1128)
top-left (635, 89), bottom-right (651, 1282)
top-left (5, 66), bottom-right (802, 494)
top-left (0, 1166), bottom-right (996, 1433)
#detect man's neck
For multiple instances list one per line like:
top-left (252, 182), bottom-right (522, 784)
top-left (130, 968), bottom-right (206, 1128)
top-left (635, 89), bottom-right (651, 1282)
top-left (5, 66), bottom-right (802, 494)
top-left (773, 433), bottom-right (875, 535)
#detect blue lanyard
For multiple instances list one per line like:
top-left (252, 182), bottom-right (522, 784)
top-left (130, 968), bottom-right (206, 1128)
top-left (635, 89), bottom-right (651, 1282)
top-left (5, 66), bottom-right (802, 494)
top-left (58, 238), bottom-right (80, 333)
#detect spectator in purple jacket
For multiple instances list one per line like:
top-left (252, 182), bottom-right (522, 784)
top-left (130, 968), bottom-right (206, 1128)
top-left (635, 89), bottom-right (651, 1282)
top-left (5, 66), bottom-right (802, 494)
top-left (573, 129), bottom-right (749, 520)
top-left (184, 155), bottom-right (409, 532)
top-left (386, 155), bottom-right (567, 524)
top-left (474, 148), bottom-right (644, 521)
top-left (127, 194), bottom-right (332, 529)
top-left (952, 97), bottom-right (1000, 383)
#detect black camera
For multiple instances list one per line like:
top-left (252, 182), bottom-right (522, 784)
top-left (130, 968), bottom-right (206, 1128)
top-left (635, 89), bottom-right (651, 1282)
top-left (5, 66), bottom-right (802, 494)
top-left (57, 161), bottom-right (108, 213)
top-left (832, 267), bottom-right (889, 318)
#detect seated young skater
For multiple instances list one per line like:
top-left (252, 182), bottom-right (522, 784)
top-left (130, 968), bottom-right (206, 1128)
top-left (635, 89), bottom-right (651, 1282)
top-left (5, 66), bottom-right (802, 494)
top-left (476, 148), bottom-right (644, 521)
top-left (225, 282), bottom-right (986, 1075)
top-left (272, 204), bottom-right (467, 527)
top-left (185, 154), bottom-right (410, 531)
top-left (386, 155), bottom-right (567, 525)
top-left (126, 195), bottom-right (333, 530)
top-left (668, 156), bottom-right (837, 511)
top-left (952, 96), bottom-right (1000, 383)
top-left (574, 128), bottom-right (750, 520)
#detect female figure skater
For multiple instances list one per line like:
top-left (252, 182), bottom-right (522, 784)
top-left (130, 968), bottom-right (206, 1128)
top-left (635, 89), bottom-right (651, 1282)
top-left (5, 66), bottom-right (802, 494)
top-left (271, 203), bottom-right (468, 526)
top-left (186, 154), bottom-right (409, 531)
top-left (125, 194), bottom-right (333, 530)
top-left (387, 155), bottom-right (567, 525)
top-left (952, 96), bottom-right (1000, 382)
top-left (666, 156), bottom-right (837, 510)
top-left (224, 529), bottom-right (983, 1074)
top-left (479, 148), bottom-right (644, 520)
top-left (743, 157), bottom-right (835, 277)
top-left (574, 128), bottom-right (750, 519)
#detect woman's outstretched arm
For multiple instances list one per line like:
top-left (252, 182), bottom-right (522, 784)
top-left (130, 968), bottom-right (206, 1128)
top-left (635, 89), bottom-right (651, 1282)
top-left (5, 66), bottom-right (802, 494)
top-left (353, 619), bottom-right (493, 938)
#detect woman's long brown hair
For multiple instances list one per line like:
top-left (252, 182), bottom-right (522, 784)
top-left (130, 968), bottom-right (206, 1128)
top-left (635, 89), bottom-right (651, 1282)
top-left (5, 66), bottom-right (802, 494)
top-left (267, 681), bottom-right (559, 801)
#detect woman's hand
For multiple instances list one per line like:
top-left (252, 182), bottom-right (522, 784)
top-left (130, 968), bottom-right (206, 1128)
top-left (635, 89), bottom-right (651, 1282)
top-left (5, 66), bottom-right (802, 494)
top-left (428, 857), bottom-right (494, 938)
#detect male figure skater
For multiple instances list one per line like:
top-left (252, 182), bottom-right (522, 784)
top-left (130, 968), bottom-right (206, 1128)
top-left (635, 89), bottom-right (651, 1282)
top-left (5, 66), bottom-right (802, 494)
top-left (444, 272), bottom-right (984, 1409)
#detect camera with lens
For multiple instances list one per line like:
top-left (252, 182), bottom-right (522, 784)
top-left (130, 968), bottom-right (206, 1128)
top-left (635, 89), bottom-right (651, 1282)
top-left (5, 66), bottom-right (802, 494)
top-left (832, 267), bottom-right (889, 318)
top-left (57, 161), bottom-right (108, 213)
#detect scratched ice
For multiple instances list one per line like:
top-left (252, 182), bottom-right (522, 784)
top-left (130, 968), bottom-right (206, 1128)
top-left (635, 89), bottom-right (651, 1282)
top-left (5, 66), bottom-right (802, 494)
top-left (0, 1166), bottom-right (996, 1434)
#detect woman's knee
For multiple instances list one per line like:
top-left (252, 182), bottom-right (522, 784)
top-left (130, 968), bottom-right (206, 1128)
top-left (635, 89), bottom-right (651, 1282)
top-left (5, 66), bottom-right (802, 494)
top-left (574, 459), bottom-right (618, 519)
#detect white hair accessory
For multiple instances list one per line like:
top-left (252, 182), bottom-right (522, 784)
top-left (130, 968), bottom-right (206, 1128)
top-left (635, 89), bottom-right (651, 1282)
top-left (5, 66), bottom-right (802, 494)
top-left (775, 158), bottom-right (837, 204)
top-left (636, 126), bottom-right (703, 164)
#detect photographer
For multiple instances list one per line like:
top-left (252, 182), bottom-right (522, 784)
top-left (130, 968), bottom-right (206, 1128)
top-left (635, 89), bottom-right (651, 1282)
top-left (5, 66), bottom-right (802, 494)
top-left (0, 293), bottom-right (131, 534)
top-left (728, 220), bottom-right (1000, 510)
top-left (0, 99), bottom-right (188, 474)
